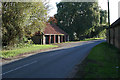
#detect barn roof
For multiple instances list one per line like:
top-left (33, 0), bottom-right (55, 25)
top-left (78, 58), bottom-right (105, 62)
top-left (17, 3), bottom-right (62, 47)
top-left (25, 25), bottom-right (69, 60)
top-left (110, 18), bottom-right (120, 28)
top-left (43, 23), bottom-right (68, 35)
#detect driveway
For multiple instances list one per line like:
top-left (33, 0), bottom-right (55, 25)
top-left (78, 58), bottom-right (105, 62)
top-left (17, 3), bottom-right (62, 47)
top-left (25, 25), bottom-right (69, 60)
top-left (1, 40), bottom-right (105, 78)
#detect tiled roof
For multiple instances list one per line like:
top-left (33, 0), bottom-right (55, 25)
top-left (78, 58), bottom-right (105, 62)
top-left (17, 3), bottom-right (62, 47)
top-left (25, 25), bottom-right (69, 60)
top-left (43, 23), bottom-right (68, 35)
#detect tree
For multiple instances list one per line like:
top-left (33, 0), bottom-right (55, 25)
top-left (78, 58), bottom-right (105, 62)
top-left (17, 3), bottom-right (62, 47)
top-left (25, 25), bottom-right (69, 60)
top-left (100, 9), bottom-right (107, 24)
top-left (2, 2), bottom-right (48, 48)
top-left (48, 16), bottom-right (57, 24)
top-left (55, 2), bottom-right (100, 40)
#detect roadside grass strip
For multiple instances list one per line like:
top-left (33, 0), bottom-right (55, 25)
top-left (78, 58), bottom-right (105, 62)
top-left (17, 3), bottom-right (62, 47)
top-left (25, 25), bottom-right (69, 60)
top-left (80, 37), bottom-right (105, 41)
top-left (60, 38), bottom-right (105, 44)
top-left (1, 45), bottom-right (58, 58)
top-left (75, 42), bottom-right (120, 78)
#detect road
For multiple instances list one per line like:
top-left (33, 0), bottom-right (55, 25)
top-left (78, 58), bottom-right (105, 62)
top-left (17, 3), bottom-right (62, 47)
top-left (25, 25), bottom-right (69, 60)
top-left (1, 40), bottom-right (105, 78)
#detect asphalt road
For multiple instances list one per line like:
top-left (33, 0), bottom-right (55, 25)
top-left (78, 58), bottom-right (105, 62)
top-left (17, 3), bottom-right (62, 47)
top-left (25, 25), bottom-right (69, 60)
top-left (1, 40), bottom-right (105, 78)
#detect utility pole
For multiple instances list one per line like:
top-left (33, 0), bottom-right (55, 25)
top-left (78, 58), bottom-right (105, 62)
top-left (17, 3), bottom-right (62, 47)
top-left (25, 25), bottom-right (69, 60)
top-left (108, 0), bottom-right (110, 43)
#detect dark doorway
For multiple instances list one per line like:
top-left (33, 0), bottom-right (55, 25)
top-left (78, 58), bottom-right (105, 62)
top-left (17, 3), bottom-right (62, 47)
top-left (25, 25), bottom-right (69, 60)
top-left (56, 35), bottom-right (58, 43)
top-left (51, 35), bottom-right (54, 43)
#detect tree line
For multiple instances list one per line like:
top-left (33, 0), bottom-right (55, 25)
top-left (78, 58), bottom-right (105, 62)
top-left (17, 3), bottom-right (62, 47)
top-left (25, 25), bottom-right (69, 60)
top-left (2, 2), bottom-right (49, 49)
top-left (54, 2), bottom-right (107, 40)
top-left (1, 1), bottom-right (107, 49)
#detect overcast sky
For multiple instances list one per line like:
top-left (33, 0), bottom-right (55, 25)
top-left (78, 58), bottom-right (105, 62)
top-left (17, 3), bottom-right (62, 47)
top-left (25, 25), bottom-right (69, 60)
top-left (48, 0), bottom-right (120, 24)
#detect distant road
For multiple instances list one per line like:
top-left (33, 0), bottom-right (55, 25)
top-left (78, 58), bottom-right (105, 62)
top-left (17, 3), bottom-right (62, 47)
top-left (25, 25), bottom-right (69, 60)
top-left (2, 40), bottom-right (105, 78)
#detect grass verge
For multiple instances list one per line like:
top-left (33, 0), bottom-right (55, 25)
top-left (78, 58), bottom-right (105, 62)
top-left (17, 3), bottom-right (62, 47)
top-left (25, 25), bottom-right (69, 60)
top-left (60, 37), bottom-right (105, 43)
top-left (80, 37), bottom-right (105, 41)
top-left (1, 44), bottom-right (58, 58)
top-left (75, 42), bottom-right (120, 78)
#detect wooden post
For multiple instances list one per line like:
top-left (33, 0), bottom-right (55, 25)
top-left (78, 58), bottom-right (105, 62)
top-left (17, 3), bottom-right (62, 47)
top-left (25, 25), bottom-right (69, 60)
top-left (108, 0), bottom-right (111, 44)
top-left (43, 35), bottom-right (46, 45)
top-left (41, 35), bottom-right (43, 45)
top-left (58, 35), bottom-right (60, 43)
top-left (49, 35), bottom-right (51, 44)
top-left (54, 35), bottom-right (56, 43)
top-left (67, 35), bottom-right (69, 41)
top-left (64, 35), bottom-right (66, 42)
top-left (61, 35), bottom-right (63, 42)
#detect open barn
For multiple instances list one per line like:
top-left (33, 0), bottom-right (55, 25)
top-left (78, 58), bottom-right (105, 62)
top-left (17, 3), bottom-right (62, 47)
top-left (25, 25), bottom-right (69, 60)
top-left (32, 23), bottom-right (69, 44)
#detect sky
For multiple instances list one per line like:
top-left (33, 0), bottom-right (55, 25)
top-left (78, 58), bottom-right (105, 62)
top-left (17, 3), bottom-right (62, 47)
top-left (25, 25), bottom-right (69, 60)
top-left (48, 0), bottom-right (120, 24)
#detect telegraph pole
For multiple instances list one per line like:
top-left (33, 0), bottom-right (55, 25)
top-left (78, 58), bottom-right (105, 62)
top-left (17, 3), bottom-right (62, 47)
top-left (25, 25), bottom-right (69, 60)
top-left (108, 0), bottom-right (110, 43)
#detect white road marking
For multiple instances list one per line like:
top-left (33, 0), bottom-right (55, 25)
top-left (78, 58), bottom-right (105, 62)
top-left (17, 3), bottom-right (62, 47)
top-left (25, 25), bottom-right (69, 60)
top-left (1, 61), bottom-right (37, 75)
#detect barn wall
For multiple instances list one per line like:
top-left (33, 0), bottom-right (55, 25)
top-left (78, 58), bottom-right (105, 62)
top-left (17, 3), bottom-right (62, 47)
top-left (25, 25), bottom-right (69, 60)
top-left (107, 25), bottom-right (120, 50)
top-left (32, 35), bottom-right (42, 44)
top-left (115, 26), bottom-right (120, 49)
top-left (110, 28), bottom-right (114, 45)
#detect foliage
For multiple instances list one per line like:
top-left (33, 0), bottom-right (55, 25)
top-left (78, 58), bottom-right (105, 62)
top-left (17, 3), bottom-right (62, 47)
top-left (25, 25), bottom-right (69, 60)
top-left (2, 39), bottom-right (33, 50)
top-left (55, 2), bottom-right (107, 40)
top-left (2, 2), bottom-right (48, 48)
top-left (80, 37), bottom-right (105, 41)
top-left (48, 16), bottom-right (57, 24)
top-left (55, 2), bottom-right (100, 40)
top-left (0, 2), bottom-right (2, 46)
top-left (100, 9), bottom-right (107, 24)
top-left (97, 29), bottom-right (106, 38)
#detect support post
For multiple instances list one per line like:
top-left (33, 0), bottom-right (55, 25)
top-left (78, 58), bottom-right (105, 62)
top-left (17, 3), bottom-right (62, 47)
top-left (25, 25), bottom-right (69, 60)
top-left (61, 35), bottom-right (63, 42)
top-left (108, 0), bottom-right (111, 43)
top-left (41, 35), bottom-right (43, 45)
top-left (49, 35), bottom-right (51, 44)
top-left (43, 35), bottom-right (46, 45)
top-left (68, 35), bottom-right (69, 42)
top-left (54, 35), bottom-right (56, 43)
top-left (58, 35), bottom-right (60, 43)
top-left (64, 36), bottom-right (66, 42)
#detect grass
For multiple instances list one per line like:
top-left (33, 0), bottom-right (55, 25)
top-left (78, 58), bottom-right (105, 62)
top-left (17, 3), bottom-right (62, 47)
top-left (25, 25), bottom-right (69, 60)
top-left (1, 44), bottom-right (58, 58)
top-left (80, 37), bottom-right (105, 41)
top-left (56, 37), bottom-right (105, 44)
top-left (75, 42), bottom-right (120, 78)
top-left (62, 37), bottom-right (105, 43)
